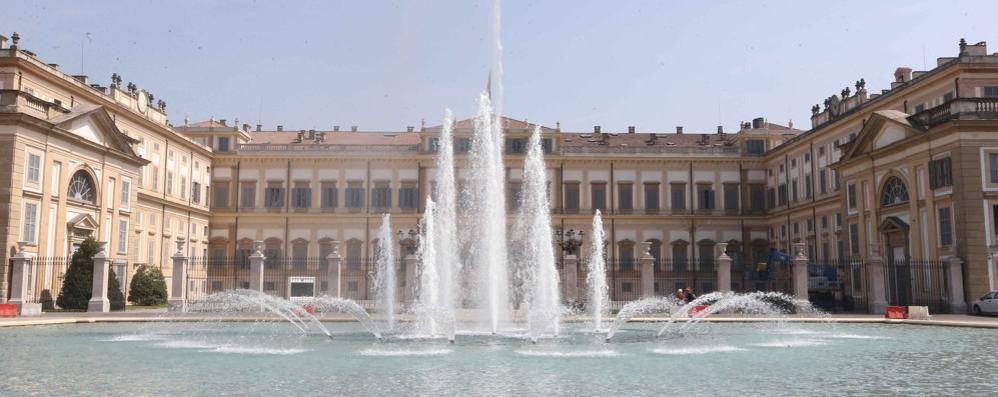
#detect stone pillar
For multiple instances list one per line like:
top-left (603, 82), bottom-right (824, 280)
top-left (561, 255), bottom-right (579, 303)
top-left (640, 242), bottom-right (655, 297)
top-left (716, 242), bottom-right (731, 293)
top-left (792, 242), bottom-right (809, 301)
top-left (9, 242), bottom-right (41, 316)
top-left (249, 240), bottom-right (265, 292)
top-left (404, 254), bottom-right (418, 303)
top-left (868, 255), bottom-right (888, 314)
top-left (325, 240), bottom-right (342, 298)
top-left (168, 240), bottom-right (188, 312)
top-left (87, 241), bottom-right (111, 313)
top-left (945, 256), bottom-right (968, 313)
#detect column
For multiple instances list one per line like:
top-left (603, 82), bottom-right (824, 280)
top-left (404, 254), bottom-right (418, 303)
top-left (168, 241), bottom-right (189, 312)
top-left (716, 242), bottom-right (731, 292)
top-left (868, 255), bottom-right (888, 313)
top-left (792, 242), bottom-right (809, 301)
top-left (249, 240), bottom-right (265, 292)
top-left (87, 241), bottom-right (111, 313)
top-left (325, 241), bottom-right (342, 298)
top-left (561, 255), bottom-right (579, 303)
top-left (639, 242), bottom-right (654, 298)
top-left (945, 256), bottom-right (967, 313)
top-left (8, 242), bottom-right (41, 316)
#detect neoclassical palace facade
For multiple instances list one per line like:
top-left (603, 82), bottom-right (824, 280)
top-left (2, 33), bottom-right (998, 308)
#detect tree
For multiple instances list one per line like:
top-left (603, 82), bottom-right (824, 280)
top-left (128, 264), bottom-right (168, 306)
top-left (56, 237), bottom-right (126, 311)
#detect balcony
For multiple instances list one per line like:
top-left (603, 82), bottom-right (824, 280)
top-left (908, 97), bottom-right (998, 127)
top-left (0, 89), bottom-right (69, 120)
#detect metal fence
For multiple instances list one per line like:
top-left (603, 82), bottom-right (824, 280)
top-left (186, 257), bottom-right (401, 303)
top-left (884, 259), bottom-right (950, 313)
top-left (731, 257), bottom-right (793, 295)
top-left (10, 256), bottom-right (129, 311)
top-left (653, 259), bottom-right (717, 298)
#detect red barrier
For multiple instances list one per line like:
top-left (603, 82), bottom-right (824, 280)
top-left (303, 304), bottom-right (315, 315)
top-left (689, 305), bottom-right (709, 317)
top-left (885, 306), bottom-right (907, 319)
top-left (0, 303), bottom-right (17, 317)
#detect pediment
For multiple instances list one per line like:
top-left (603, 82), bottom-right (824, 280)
top-left (49, 105), bottom-right (142, 160)
top-left (841, 110), bottom-right (921, 162)
top-left (67, 213), bottom-right (98, 231)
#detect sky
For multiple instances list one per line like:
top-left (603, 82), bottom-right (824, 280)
top-left (2, 0), bottom-right (995, 133)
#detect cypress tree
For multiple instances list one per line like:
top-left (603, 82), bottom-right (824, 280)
top-left (56, 237), bottom-right (126, 311)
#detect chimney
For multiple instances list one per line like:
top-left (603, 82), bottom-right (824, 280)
top-left (333, 126), bottom-right (340, 132)
top-left (308, 129), bottom-right (316, 140)
top-left (752, 117), bottom-right (765, 129)
top-left (675, 126), bottom-right (683, 134)
top-left (351, 126), bottom-right (358, 132)
top-left (0, 35), bottom-right (7, 49)
top-left (407, 126), bottom-right (414, 132)
top-left (48, 63), bottom-right (59, 69)
top-left (219, 119), bottom-right (227, 126)
top-left (894, 67), bottom-right (912, 83)
top-left (242, 123), bottom-right (250, 131)
top-left (627, 126), bottom-right (635, 134)
top-left (255, 124), bottom-right (262, 132)
top-left (72, 75), bottom-right (89, 84)
top-left (594, 126), bottom-right (601, 134)
top-left (717, 126), bottom-right (724, 134)
top-left (277, 125), bottom-right (284, 132)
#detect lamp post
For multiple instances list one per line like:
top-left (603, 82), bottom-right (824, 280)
top-left (397, 228), bottom-right (420, 256)
top-left (554, 228), bottom-right (584, 258)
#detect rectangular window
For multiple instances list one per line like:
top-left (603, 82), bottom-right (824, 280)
top-left (914, 104), bottom-right (926, 113)
top-left (541, 138), bottom-right (553, 154)
top-left (849, 223), bottom-right (860, 256)
top-left (455, 138), bottom-right (472, 154)
top-left (644, 183), bottom-right (659, 211)
top-left (777, 184), bottom-right (788, 206)
top-left (821, 216), bottom-right (828, 229)
top-left (943, 92), bottom-right (954, 102)
top-left (346, 182), bottom-right (365, 209)
top-left (617, 183), bottom-right (633, 212)
top-left (746, 140), bottom-right (765, 154)
top-left (292, 184), bottom-right (312, 209)
top-left (506, 138), bottom-right (526, 154)
top-left (427, 138), bottom-right (440, 153)
top-left (22, 202), bottom-right (38, 243)
top-left (697, 184), bottom-right (715, 210)
top-left (118, 219), bottom-right (128, 253)
top-left (240, 182), bottom-right (256, 208)
top-left (985, 87), bottom-right (998, 98)
top-left (51, 162), bottom-right (61, 195)
top-left (565, 183), bottom-right (580, 212)
top-left (213, 184), bottom-right (229, 209)
top-left (166, 171), bottom-right (173, 195)
top-left (804, 175), bottom-right (813, 199)
top-left (766, 188), bottom-right (775, 210)
top-left (509, 183), bottom-right (522, 211)
top-left (372, 183), bottom-right (392, 209)
top-left (180, 176), bottom-right (187, 199)
top-left (399, 184), bottom-right (418, 209)
top-left (819, 170), bottom-right (827, 194)
top-left (265, 184), bottom-right (285, 208)
top-left (928, 157), bottom-right (952, 189)
top-left (938, 207), bottom-right (953, 246)
top-left (151, 166), bottom-right (159, 191)
top-left (591, 183), bottom-right (606, 211)
top-left (847, 184), bottom-right (857, 209)
top-left (671, 184), bottom-right (686, 210)
top-left (791, 180), bottom-right (798, 202)
top-left (217, 137), bottom-right (230, 152)
top-left (322, 182), bottom-right (338, 209)
top-left (990, 154), bottom-right (998, 183)
top-left (723, 183), bottom-right (739, 211)
top-left (120, 179), bottom-right (131, 207)
top-left (749, 184), bottom-right (765, 212)
top-left (26, 153), bottom-right (41, 184)
top-left (191, 181), bottom-right (201, 204)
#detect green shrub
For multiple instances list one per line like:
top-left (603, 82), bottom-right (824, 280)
top-left (128, 264), bottom-right (168, 306)
top-left (56, 237), bottom-right (126, 311)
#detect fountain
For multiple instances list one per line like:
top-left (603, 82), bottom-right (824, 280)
top-left (375, 214), bottom-right (398, 331)
top-left (188, 289), bottom-right (332, 338)
top-left (604, 297), bottom-right (681, 341)
top-left (516, 126), bottom-right (561, 342)
top-left (586, 210), bottom-right (609, 331)
top-left (467, 93), bottom-right (510, 334)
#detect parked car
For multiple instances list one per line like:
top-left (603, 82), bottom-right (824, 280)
top-left (970, 291), bottom-right (998, 315)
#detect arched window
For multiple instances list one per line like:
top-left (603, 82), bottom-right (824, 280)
top-left (881, 177), bottom-right (909, 207)
top-left (68, 170), bottom-right (96, 204)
